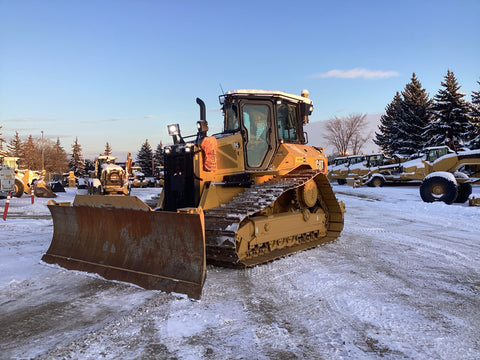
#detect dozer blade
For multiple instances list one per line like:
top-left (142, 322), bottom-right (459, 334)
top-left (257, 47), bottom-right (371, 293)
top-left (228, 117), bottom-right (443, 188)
top-left (42, 195), bottom-right (206, 299)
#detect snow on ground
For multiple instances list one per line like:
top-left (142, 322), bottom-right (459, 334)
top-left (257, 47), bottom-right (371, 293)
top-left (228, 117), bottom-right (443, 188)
top-left (0, 185), bottom-right (479, 359)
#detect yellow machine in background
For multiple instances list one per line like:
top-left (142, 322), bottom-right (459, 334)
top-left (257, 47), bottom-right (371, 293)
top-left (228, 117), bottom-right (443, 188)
top-left (129, 166), bottom-right (149, 188)
top-left (87, 155), bottom-right (131, 195)
top-left (43, 90), bottom-right (345, 298)
top-left (418, 149), bottom-right (480, 204)
top-left (1, 157), bottom-right (29, 197)
top-left (343, 146), bottom-right (480, 204)
top-left (0, 157), bottom-right (56, 197)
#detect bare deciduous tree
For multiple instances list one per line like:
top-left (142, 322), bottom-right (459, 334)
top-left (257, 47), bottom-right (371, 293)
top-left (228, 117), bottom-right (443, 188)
top-left (323, 113), bottom-right (369, 155)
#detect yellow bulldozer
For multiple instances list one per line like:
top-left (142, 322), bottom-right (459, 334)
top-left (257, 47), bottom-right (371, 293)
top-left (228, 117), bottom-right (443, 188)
top-left (42, 90), bottom-right (345, 299)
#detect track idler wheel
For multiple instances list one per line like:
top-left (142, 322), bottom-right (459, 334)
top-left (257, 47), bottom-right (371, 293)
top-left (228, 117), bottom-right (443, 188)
top-left (296, 179), bottom-right (318, 209)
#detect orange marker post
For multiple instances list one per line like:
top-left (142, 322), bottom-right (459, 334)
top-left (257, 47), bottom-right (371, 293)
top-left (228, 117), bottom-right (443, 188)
top-left (3, 191), bottom-right (11, 221)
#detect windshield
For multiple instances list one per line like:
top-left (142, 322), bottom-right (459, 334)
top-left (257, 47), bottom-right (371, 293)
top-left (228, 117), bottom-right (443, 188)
top-left (426, 147), bottom-right (449, 162)
top-left (368, 155), bottom-right (383, 166)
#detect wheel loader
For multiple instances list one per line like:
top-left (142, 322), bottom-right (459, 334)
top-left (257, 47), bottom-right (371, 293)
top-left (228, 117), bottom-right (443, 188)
top-left (42, 89), bottom-right (345, 299)
top-left (0, 156), bottom-right (55, 197)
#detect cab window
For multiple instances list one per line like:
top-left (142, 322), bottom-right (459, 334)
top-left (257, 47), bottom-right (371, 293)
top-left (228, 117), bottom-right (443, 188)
top-left (277, 103), bottom-right (298, 141)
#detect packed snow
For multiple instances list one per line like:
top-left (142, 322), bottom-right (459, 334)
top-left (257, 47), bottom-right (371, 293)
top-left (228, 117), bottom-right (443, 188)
top-left (1, 184), bottom-right (479, 359)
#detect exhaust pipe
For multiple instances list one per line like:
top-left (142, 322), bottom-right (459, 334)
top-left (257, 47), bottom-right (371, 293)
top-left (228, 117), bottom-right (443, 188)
top-left (196, 98), bottom-right (206, 121)
top-left (196, 98), bottom-right (208, 139)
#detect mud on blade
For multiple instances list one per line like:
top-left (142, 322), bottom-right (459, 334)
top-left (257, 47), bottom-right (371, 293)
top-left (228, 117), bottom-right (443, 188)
top-left (42, 199), bottom-right (206, 299)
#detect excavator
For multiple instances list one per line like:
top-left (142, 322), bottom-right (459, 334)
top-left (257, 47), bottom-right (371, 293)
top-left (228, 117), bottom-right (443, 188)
top-left (42, 90), bottom-right (345, 299)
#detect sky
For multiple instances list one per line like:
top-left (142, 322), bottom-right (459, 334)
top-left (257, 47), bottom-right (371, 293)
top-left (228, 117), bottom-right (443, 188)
top-left (1, 0), bottom-right (479, 159)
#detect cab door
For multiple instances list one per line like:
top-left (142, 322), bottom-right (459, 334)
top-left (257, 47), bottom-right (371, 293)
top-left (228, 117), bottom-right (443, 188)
top-left (240, 101), bottom-right (276, 170)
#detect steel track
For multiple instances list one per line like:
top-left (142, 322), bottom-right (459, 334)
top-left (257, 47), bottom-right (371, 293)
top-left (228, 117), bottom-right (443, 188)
top-left (204, 169), bottom-right (344, 267)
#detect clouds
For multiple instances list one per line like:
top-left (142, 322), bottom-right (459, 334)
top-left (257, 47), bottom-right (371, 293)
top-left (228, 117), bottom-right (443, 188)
top-left (312, 68), bottom-right (399, 79)
top-left (80, 117), bottom-right (134, 124)
top-left (3, 117), bottom-right (59, 123)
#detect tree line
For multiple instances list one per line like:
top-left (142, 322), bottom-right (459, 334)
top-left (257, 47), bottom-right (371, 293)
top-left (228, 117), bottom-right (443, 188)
top-left (323, 70), bottom-right (480, 156)
top-left (0, 131), bottom-right (69, 173)
top-left (0, 129), bottom-right (165, 177)
top-left (376, 71), bottom-right (479, 155)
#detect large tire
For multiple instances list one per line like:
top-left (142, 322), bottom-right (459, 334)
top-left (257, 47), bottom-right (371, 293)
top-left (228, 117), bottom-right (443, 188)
top-left (454, 182), bottom-right (472, 203)
top-left (13, 178), bottom-right (24, 198)
top-left (420, 176), bottom-right (458, 204)
top-left (368, 176), bottom-right (385, 187)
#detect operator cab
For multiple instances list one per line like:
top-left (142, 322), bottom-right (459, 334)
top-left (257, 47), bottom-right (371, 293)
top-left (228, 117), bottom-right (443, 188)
top-left (423, 146), bottom-right (453, 163)
top-left (220, 89), bottom-right (313, 170)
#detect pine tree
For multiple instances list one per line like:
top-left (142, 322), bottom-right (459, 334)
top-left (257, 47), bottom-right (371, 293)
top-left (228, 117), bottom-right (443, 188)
top-left (374, 92), bottom-right (403, 154)
top-left (154, 141), bottom-right (164, 168)
top-left (136, 139), bottom-right (154, 176)
top-left (375, 74), bottom-right (432, 155)
top-left (46, 138), bottom-right (69, 173)
top-left (104, 142), bottom-right (112, 156)
top-left (7, 131), bottom-right (23, 158)
top-left (468, 80), bottom-right (480, 149)
top-left (397, 73), bottom-right (433, 154)
top-left (22, 135), bottom-right (38, 170)
top-left (69, 137), bottom-right (85, 176)
top-left (424, 70), bottom-right (471, 149)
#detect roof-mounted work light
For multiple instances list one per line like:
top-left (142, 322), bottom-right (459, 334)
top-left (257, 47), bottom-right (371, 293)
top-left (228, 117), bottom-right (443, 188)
top-left (168, 124), bottom-right (180, 136)
top-left (167, 124), bottom-right (184, 144)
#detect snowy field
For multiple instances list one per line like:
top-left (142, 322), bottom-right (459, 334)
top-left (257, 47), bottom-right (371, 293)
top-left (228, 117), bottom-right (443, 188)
top-left (1, 184), bottom-right (479, 360)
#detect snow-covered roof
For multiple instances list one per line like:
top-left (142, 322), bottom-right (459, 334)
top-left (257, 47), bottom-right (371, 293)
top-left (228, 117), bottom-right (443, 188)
top-left (423, 146), bottom-right (451, 152)
top-left (101, 163), bottom-right (123, 171)
top-left (225, 89), bottom-right (313, 104)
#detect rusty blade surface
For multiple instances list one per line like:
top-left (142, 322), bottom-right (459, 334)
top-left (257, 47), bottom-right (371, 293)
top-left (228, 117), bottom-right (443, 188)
top-left (42, 204), bottom-right (206, 299)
